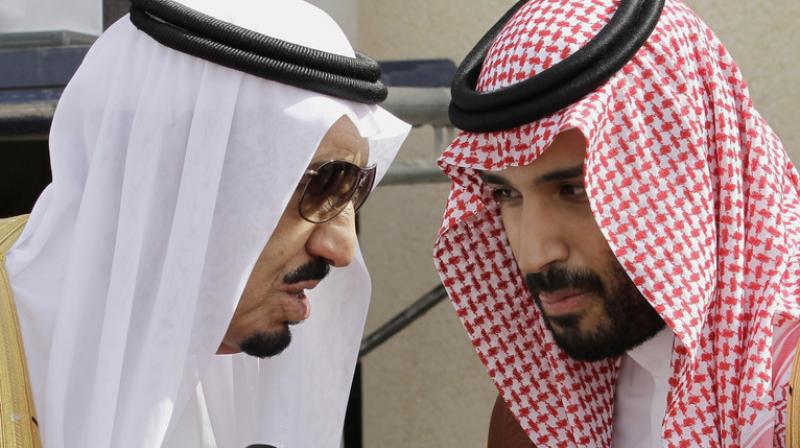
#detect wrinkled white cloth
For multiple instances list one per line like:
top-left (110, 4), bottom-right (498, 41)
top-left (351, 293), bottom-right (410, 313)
top-left (5, 1), bottom-right (410, 447)
top-left (611, 328), bottom-right (674, 448)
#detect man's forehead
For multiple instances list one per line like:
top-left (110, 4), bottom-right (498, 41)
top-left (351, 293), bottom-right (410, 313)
top-left (311, 116), bottom-right (369, 164)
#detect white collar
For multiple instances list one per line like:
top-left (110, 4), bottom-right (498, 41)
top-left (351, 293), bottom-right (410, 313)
top-left (610, 327), bottom-right (676, 448)
top-left (625, 326), bottom-right (675, 379)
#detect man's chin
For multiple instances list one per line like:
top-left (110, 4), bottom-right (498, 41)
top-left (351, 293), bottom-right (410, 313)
top-left (544, 316), bottom-right (617, 361)
top-left (239, 327), bottom-right (293, 358)
top-left (546, 314), bottom-right (666, 362)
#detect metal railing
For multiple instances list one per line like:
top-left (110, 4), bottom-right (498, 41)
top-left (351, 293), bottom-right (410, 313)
top-left (359, 284), bottom-right (448, 358)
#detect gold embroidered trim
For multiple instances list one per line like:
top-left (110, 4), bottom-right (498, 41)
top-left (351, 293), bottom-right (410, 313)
top-left (0, 215), bottom-right (40, 448)
top-left (788, 334), bottom-right (800, 448)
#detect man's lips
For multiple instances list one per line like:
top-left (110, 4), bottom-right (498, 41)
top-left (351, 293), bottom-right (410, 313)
top-left (276, 280), bottom-right (321, 321)
top-left (537, 290), bottom-right (592, 316)
top-left (277, 280), bottom-right (321, 297)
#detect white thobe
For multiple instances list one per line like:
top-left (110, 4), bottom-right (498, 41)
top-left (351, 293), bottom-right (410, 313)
top-left (611, 328), bottom-right (675, 448)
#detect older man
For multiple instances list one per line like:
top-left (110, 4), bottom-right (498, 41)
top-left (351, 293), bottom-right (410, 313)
top-left (0, 0), bottom-right (409, 446)
top-left (435, 0), bottom-right (800, 446)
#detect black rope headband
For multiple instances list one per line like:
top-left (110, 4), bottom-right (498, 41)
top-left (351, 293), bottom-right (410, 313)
top-left (449, 0), bottom-right (665, 132)
top-left (129, 0), bottom-right (387, 104)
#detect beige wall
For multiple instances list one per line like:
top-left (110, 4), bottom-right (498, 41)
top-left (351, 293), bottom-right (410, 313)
top-left (358, 3), bottom-right (516, 447)
top-left (357, 2), bottom-right (799, 447)
top-left (1, 0), bottom-right (102, 35)
top-left (308, 0), bottom-right (359, 43)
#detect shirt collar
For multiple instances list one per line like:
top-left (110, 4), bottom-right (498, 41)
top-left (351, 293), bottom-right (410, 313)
top-left (625, 327), bottom-right (675, 380)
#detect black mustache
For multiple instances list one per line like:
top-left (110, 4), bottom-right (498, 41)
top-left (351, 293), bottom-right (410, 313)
top-left (283, 258), bottom-right (330, 284)
top-left (525, 265), bottom-right (605, 297)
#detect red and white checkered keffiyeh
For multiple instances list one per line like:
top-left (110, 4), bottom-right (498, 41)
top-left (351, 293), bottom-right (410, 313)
top-left (433, 0), bottom-right (800, 446)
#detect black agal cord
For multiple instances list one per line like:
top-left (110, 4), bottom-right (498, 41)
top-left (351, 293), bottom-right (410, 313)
top-left (129, 0), bottom-right (387, 104)
top-left (449, 0), bottom-right (665, 132)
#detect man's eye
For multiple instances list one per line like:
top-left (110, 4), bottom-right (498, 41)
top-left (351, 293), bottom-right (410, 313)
top-left (490, 187), bottom-right (520, 202)
top-left (559, 184), bottom-right (587, 198)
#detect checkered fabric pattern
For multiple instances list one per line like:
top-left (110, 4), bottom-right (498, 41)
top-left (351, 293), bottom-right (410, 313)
top-left (433, 0), bottom-right (800, 446)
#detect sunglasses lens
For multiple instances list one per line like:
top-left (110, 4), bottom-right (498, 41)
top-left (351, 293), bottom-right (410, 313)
top-left (350, 166), bottom-right (376, 212)
top-left (301, 162), bottom-right (373, 223)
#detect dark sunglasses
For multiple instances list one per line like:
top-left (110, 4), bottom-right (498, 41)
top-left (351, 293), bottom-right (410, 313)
top-left (297, 160), bottom-right (377, 224)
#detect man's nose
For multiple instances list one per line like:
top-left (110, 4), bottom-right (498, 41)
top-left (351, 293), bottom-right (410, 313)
top-left (305, 205), bottom-right (357, 268)
top-left (515, 201), bottom-right (569, 274)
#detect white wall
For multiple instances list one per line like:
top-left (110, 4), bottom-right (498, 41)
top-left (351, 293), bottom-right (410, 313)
top-left (0, 0), bottom-right (101, 36)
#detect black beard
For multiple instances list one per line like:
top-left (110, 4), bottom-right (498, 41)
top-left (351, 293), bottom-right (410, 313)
top-left (236, 258), bottom-right (330, 358)
top-left (239, 327), bottom-right (292, 358)
top-left (525, 261), bottom-right (665, 361)
top-left (283, 258), bottom-right (330, 284)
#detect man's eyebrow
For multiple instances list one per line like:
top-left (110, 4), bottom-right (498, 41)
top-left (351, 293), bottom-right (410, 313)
top-left (477, 171), bottom-right (509, 186)
top-left (537, 165), bottom-right (584, 183)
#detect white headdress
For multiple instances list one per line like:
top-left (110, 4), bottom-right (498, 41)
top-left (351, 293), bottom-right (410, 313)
top-left (6, 1), bottom-right (410, 446)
